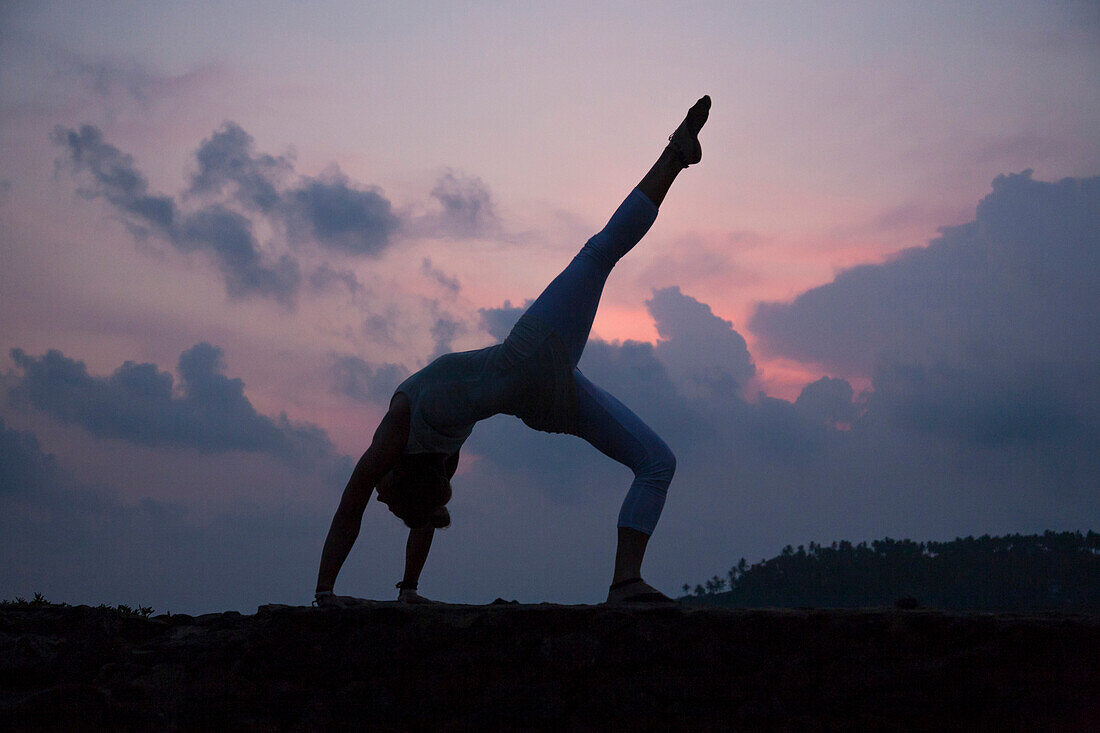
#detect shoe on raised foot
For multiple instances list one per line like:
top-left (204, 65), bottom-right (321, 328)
top-left (667, 94), bottom-right (711, 167)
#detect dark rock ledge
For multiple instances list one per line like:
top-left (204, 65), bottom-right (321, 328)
top-left (2, 602), bottom-right (1098, 731)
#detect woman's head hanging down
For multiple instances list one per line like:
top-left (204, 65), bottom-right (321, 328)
top-left (315, 96), bottom-right (711, 607)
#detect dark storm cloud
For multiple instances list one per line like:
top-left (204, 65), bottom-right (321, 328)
top-left (8, 344), bottom-right (343, 469)
top-left (0, 418), bottom-right (63, 495)
top-left (646, 286), bottom-right (755, 397)
top-left (795, 376), bottom-right (860, 427)
top-left (750, 172), bottom-right (1100, 375)
top-left (330, 355), bottom-right (409, 405)
top-left (750, 171), bottom-right (1100, 447)
top-left (865, 362), bottom-right (1082, 447)
top-left (284, 170), bottom-right (401, 255)
top-left (189, 122), bottom-right (289, 212)
top-left (52, 124), bottom-right (175, 229)
top-left (175, 205), bottom-right (301, 305)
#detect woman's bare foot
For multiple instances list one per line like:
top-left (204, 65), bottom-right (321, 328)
top-left (604, 577), bottom-right (676, 605)
top-left (667, 95), bottom-right (711, 167)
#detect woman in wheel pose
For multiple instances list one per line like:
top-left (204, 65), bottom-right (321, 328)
top-left (315, 96), bottom-right (711, 607)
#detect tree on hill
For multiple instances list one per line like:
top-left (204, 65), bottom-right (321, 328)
top-left (683, 530), bottom-right (1100, 611)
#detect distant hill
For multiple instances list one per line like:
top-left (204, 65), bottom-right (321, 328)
top-left (682, 531), bottom-right (1100, 611)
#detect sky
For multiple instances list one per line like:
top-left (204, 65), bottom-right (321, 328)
top-left (1, 1), bottom-right (1098, 613)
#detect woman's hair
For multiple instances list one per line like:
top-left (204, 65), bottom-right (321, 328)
top-left (376, 453), bottom-right (452, 529)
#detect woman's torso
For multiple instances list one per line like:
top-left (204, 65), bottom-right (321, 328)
top-left (394, 313), bottom-right (578, 455)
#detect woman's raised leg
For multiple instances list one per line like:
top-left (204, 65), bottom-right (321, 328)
top-left (521, 96), bottom-right (711, 366)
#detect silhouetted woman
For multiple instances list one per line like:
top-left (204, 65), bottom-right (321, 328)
top-left (315, 96), bottom-right (710, 606)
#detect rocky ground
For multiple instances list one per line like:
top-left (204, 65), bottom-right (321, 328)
top-left (1, 601), bottom-right (1098, 731)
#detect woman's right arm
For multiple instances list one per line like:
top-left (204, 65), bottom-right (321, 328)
top-left (315, 395), bottom-right (410, 594)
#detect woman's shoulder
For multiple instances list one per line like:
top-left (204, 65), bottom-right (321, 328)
top-left (389, 391), bottom-right (410, 414)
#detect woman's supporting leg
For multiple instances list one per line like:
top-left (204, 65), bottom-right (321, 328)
top-left (570, 371), bottom-right (676, 591)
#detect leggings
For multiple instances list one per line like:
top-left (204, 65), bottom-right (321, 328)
top-left (523, 188), bottom-right (676, 535)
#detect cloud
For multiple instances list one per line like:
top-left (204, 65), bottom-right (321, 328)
top-left (421, 258), bottom-right (461, 295)
top-left (794, 376), bottom-right (859, 427)
top-left (0, 417), bottom-right (343, 614)
top-left (189, 122), bottom-right (290, 212)
top-left (52, 124), bottom-right (175, 230)
top-left (0, 418), bottom-right (64, 496)
top-left (53, 124), bottom-right (511, 307)
top-left (189, 123), bottom-right (402, 255)
top-left (330, 355), bottom-right (409, 405)
top-left (44, 41), bottom-right (218, 107)
top-left (427, 169), bottom-right (499, 238)
top-left (478, 300), bottom-right (530, 340)
top-left (52, 123), bottom-right (404, 307)
top-left (175, 205), bottom-right (301, 305)
top-left (749, 169), bottom-right (1100, 455)
top-left (750, 171), bottom-right (1100, 448)
top-left (362, 308), bottom-right (402, 344)
top-left (430, 315), bottom-right (467, 357)
top-left (750, 172), bottom-right (1100, 376)
top-left (864, 362), bottom-right (1082, 447)
top-left (53, 124), bottom-right (300, 305)
top-left (189, 123), bottom-right (401, 255)
top-left (646, 286), bottom-right (755, 398)
top-left (309, 263), bottom-right (363, 295)
top-left (284, 168), bottom-right (401, 255)
top-left (8, 344), bottom-right (346, 470)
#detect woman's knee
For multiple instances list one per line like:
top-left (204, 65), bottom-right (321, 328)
top-left (638, 436), bottom-right (676, 485)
